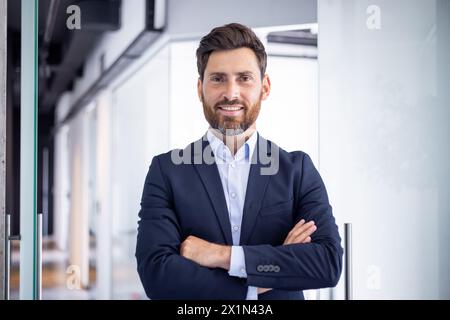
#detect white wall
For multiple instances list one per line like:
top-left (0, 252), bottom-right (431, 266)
top-left (168, 41), bottom-right (208, 148)
top-left (259, 53), bottom-right (318, 160)
top-left (318, 0), bottom-right (450, 299)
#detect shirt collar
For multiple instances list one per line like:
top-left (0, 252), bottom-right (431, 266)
top-left (206, 128), bottom-right (258, 163)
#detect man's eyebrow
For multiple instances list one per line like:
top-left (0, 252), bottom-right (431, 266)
top-left (207, 72), bottom-right (227, 77)
top-left (236, 71), bottom-right (255, 76)
top-left (207, 71), bottom-right (255, 77)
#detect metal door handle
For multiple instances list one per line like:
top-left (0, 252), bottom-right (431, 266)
top-left (37, 212), bottom-right (42, 300)
top-left (344, 223), bottom-right (353, 300)
top-left (5, 214), bottom-right (10, 300)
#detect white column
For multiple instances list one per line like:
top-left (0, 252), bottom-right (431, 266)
top-left (95, 92), bottom-right (113, 299)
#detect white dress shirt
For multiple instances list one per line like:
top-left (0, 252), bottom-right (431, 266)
top-left (206, 128), bottom-right (258, 300)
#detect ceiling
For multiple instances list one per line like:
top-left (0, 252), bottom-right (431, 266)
top-left (7, 0), bottom-right (121, 116)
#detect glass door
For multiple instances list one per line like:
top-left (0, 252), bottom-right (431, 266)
top-left (19, 0), bottom-right (40, 300)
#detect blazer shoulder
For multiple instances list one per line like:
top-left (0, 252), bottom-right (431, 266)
top-left (287, 150), bottom-right (310, 164)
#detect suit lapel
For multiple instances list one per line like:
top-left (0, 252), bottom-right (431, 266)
top-left (193, 137), bottom-right (233, 245)
top-left (240, 134), bottom-right (271, 245)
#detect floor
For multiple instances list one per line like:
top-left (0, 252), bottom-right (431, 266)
top-left (8, 237), bottom-right (147, 300)
top-left (9, 238), bottom-right (96, 300)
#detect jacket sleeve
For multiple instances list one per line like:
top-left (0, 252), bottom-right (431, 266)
top-left (135, 155), bottom-right (248, 299)
top-left (242, 153), bottom-right (343, 290)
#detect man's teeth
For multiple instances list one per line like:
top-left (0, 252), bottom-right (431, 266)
top-left (220, 106), bottom-right (242, 111)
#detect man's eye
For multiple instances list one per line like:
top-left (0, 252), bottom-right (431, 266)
top-left (240, 75), bottom-right (252, 82)
top-left (211, 77), bottom-right (223, 82)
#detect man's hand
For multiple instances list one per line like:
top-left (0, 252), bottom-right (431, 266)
top-left (180, 235), bottom-right (231, 270)
top-left (284, 219), bottom-right (316, 245)
top-left (258, 219), bottom-right (317, 295)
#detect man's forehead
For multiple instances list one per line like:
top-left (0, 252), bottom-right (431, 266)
top-left (205, 48), bottom-right (260, 74)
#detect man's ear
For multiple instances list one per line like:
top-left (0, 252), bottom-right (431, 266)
top-left (261, 74), bottom-right (271, 101)
top-left (197, 78), bottom-right (203, 102)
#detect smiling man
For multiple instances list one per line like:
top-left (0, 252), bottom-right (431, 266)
top-left (136, 23), bottom-right (343, 300)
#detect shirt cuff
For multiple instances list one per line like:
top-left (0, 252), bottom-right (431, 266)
top-left (246, 286), bottom-right (258, 300)
top-left (228, 246), bottom-right (247, 278)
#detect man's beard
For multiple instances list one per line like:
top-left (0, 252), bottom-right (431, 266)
top-left (202, 94), bottom-right (262, 136)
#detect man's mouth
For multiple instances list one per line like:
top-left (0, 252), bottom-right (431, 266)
top-left (217, 105), bottom-right (244, 116)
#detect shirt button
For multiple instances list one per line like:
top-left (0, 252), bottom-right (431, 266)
top-left (231, 192), bottom-right (236, 198)
top-left (233, 225), bottom-right (239, 232)
top-left (230, 162), bottom-right (235, 168)
top-left (240, 268), bottom-right (246, 275)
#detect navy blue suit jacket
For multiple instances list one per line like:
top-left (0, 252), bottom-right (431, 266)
top-left (136, 134), bottom-right (343, 300)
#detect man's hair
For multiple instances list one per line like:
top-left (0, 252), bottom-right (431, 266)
top-left (196, 23), bottom-right (267, 81)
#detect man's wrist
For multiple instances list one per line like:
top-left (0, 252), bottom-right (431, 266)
top-left (215, 245), bottom-right (231, 270)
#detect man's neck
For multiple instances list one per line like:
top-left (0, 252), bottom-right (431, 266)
top-left (211, 124), bottom-right (256, 156)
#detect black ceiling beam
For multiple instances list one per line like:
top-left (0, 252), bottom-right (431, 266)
top-left (75, 0), bottom-right (121, 31)
top-left (267, 29), bottom-right (318, 47)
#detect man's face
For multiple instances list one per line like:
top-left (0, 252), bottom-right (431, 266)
top-left (198, 47), bottom-right (271, 136)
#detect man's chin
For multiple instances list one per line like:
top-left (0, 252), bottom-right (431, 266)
top-left (217, 125), bottom-right (247, 136)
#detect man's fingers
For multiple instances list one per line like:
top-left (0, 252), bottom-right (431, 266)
top-left (296, 219), bottom-right (306, 227)
top-left (284, 220), bottom-right (315, 245)
top-left (286, 219), bottom-right (305, 237)
top-left (284, 219), bottom-right (305, 244)
top-left (290, 225), bottom-right (317, 244)
top-left (289, 220), bottom-right (315, 240)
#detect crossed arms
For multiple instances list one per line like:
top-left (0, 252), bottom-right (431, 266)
top-left (136, 154), bottom-right (343, 299)
top-left (180, 219), bottom-right (317, 295)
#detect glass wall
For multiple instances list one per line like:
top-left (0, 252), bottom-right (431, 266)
top-left (318, 0), bottom-right (450, 299)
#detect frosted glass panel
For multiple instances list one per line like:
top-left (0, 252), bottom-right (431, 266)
top-left (318, 0), bottom-right (450, 299)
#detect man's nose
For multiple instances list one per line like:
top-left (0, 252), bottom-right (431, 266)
top-left (223, 80), bottom-right (239, 101)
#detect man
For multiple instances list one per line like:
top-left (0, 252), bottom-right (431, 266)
top-left (136, 23), bottom-right (342, 300)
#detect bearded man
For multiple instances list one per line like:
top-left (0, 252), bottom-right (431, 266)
top-left (136, 23), bottom-right (342, 300)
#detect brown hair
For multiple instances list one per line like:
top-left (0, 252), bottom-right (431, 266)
top-left (196, 23), bottom-right (267, 81)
